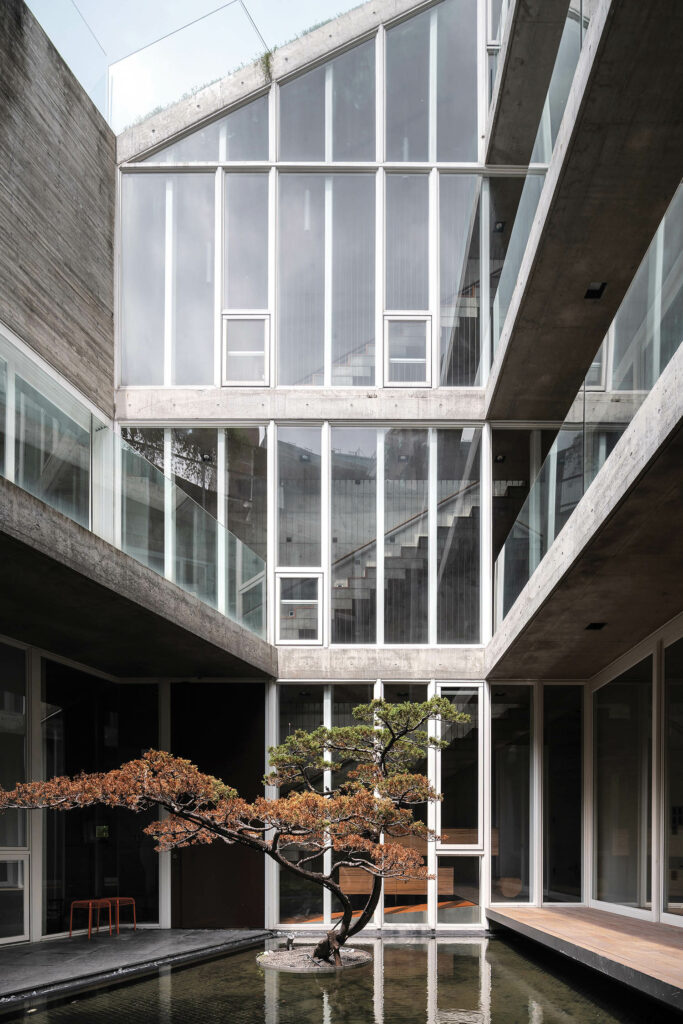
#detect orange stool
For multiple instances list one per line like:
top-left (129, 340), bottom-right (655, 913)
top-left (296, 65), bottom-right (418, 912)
top-left (69, 898), bottom-right (112, 940)
top-left (108, 896), bottom-right (137, 934)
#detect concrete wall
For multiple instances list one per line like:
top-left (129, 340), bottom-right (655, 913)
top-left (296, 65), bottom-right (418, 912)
top-left (0, 1), bottom-right (116, 415)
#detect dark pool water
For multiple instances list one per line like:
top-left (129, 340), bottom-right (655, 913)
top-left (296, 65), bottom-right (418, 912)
top-left (11, 938), bottom-right (677, 1023)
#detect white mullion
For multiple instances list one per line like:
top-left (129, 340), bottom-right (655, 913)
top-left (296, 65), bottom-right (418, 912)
top-left (268, 167), bottom-right (277, 388)
top-left (373, 678), bottom-right (384, 931)
top-left (375, 26), bottom-right (385, 164)
top-left (477, 0), bottom-right (488, 164)
top-left (429, 168), bottom-right (439, 388)
top-left (266, 421), bottom-right (277, 644)
top-left (269, 82), bottom-right (278, 162)
top-left (164, 179), bottom-right (174, 386)
top-left (28, 649), bottom-right (42, 942)
top-left (428, 9), bottom-right (438, 164)
top-left (325, 64), bottom-right (334, 163)
top-left (321, 421), bottom-right (331, 646)
top-left (265, 679), bottom-right (279, 928)
top-left (428, 429), bottom-right (438, 645)
top-left (427, 678), bottom-right (437, 929)
top-left (376, 429), bottom-right (385, 645)
top-left (5, 358), bottom-right (15, 483)
top-left (482, 681), bottom-right (492, 911)
top-left (532, 681), bottom-right (543, 905)
top-left (323, 684), bottom-right (333, 926)
top-left (584, 679), bottom-right (593, 904)
top-left (164, 428), bottom-right (174, 582)
top-left (324, 178), bottom-right (333, 388)
top-left (480, 423), bottom-right (493, 644)
top-left (480, 178), bottom-right (491, 385)
top-left (427, 938), bottom-right (437, 1020)
top-left (158, 681), bottom-right (172, 929)
top-left (217, 429), bottom-right (227, 615)
top-left (375, 168), bottom-right (385, 387)
top-left (652, 640), bottom-right (663, 920)
top-left (214, 169), bottom-right (223, 387)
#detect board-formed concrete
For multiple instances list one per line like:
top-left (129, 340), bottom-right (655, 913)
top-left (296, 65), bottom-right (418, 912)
top-left (278, 645), bottom-right (485, 682)
top-left (0, 476), bottom-right (277, 679)
top-left (0, 1), bottom-right (115, 415)
top-left (487, 0), bottom-right (683, 422)
top-left (115, 386), bottom-right (486, 424)
top-left (487, 343), bottom-right (683, 680)
top-left (486, 0), bottom-right (571, 165)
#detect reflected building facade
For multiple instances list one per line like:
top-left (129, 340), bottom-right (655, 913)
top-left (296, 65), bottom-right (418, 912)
top-left (0, 0), bottom-right (681, 952)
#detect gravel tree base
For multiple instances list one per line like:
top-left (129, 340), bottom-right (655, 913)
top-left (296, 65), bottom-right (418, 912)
top-left (257, 946), bottom-right (373, 973)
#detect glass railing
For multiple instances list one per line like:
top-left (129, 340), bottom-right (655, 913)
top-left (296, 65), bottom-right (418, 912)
top-left (0, 332), bottom-right (266, 638)
top-left (494, 183), bottom-right (683, 625)
top-left (491, 2), bottom-right (588, 355)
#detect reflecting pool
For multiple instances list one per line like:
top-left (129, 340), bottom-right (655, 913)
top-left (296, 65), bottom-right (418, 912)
top-left (11, 937), bottom-right (675, 1023)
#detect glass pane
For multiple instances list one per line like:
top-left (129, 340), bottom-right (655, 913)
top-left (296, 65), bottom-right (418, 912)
top-left (0, 860), bottom-right (25, 940)
top-left (386, 8), bottom-right (429, 161)
top-left (441, 689), bottom-right (479, 844)
top-left (384, 683), bottom-right (428, 703)
top-left (225, 427), bottom-right (267, 563)
top-left (278, 175), bottom-right (325, 385)
top-left (279, 65), bottom-right (325, 161)
top-left (279, 596), bottom-right (319, 644)
top-left (530, 12), bottom-right (582, 164)
top-left (436, 0), bottom-right (478, 161)
top-left (15, 377), bottom-right (90, 528)
top-left (279, 850), bottom-right (324, 924)
top-left (225, 354), bottom-right (264, 382)
top-left (384, 833), bottom-right (428, 923)
top-left (332, 41), bottom-right (375, 161)
top-left (42, 661), bottom-right (158, 935)
top-left (224, 173), bottom-right (268, 309)
top-left (387, 320), bottom-right (428, 384)
top-left (120, 174), bottom-right (165, 385)
top-left (665, 637), bottom-right (683, 917)
top-left (120, 427), bottom-right (165, 575)
top-left (278, 427), bottom-right (321, 567)
top-left (331, 175), bottom-right (375, 387)
top-left (142, 95), bottom-right (268, 162)
top-left (491, 686), bottom-right (532, 902)
top-left (0, 643), bottom-right (27, 849)
top-left (544, 686), bottom-right (582, 902)
top-left (331, 428), bottom-right (377, 643)
top-left (440, 175), bottom-right (481, 385)
top-left (172, 174), bottom-right (215, 385)
top-left (278, 684), bottom-right (323, 743)
top-left (172, 429), bottom-right (217, 606)
top-left (386, 175), bottom-right (429, 310)
top-left (225, 319), bottom-right (266, 383)
top-left (384, 429), bottom-right (429, 643)
top-left (594, 657), bottom-right (652, 908)
top-left (437, 857), bottom-right (480, 924)
top-left (437, 429), bottom-right (481, 643)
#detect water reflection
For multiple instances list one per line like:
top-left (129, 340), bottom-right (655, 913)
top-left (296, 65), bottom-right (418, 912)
top-left (18, 937), bottom-right (671, 1023)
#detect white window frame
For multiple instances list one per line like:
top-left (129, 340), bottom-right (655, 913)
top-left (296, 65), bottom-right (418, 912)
top-left (276, 571), bottom-right (324, 646)
top-left (222, 312), bottom-right (270, 386)
top-left (383, 314), bottom-right (432, 387)
top-left (0, 853), bottom-right (30, 945)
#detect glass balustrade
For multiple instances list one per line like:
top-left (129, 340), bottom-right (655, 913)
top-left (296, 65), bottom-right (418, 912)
top-left (495, 184), bottom-right (683, 625)
top-left (0, 332), bottom-right (266, 639)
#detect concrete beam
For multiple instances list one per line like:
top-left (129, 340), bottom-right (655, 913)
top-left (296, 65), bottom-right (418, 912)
top-left (486, 343), bottom-right (683, 680)
top-left (486, 0), bottom-right (571, 165)
top-left (277, 646), bottom-right (485, 681)
top-left (118, 0), bottom-right (433, 162)
top-left (486, 0), bottom-right (683, 422)
top-left (0, 478), bottom-right (277, 679)
top-left (115, 387), bottom-right (486, 423)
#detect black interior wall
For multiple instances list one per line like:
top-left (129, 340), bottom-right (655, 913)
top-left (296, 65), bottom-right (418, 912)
top-left (170, 682), bottom-right (265, 928)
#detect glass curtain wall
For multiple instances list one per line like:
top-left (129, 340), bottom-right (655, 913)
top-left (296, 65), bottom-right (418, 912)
top-left (440, 689), bottom-right (479, 845)
top-left (664, 637), bottom-right (683, 917)
top-left (543, 686), bottom-right (582, 902)
top-left (491, 686), bottom-right (532, 903)
top-left (41, 662), bottom-right (159, 935)
top-left (593, 657), bottom-right (652, 909)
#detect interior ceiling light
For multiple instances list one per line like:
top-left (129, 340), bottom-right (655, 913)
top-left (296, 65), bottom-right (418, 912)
top-left (494, 454), bottom-right (506, 463)
top-left (585, 621), bottom-right (607, 630)
top-left (585, 281), bottom-right (607, 299)
top-left (494, 221), bottom-right (506, 233)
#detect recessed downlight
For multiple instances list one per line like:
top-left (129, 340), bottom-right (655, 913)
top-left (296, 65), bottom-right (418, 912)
top-left (585, 282), bottom-right (607, 299)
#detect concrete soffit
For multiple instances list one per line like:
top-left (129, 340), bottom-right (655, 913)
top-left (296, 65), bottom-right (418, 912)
top-left (117, 0), bottom-right (437, 164)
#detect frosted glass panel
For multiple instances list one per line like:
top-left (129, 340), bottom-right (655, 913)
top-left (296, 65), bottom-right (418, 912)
top-left (172, 175), bottom-right (215, 385)
top-left (331, 175), bottom-right (375, 386)
top-left (224, 174), bottom-right (268, 309)
top-left (120, 175), bottom-right (165, 385)
top-left (142, 95), bottom-right (269, 163)
top-left (278, 427), bottom-right (321, 567)
top-left (332, 41), bottom-right (375, 161)
top-left (279, 65), bottom-right (326, 161)
top-left (386, 8), bottom-right (430, 161)
top-left (278, 175), bottom-right (325, 385)
top-left (384, 429), bottom-right (429, 643)
top-left (440, 175), bottom-right (481, 385)
top-left (436, 0), bottom-right (478, 161)
top-left (386, 175), bottom-right (429, 310)
top-left (437, 429), bottom-right (481, 642)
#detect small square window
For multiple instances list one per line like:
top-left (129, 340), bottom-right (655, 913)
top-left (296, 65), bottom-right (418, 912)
top-left (277, 574), bottom-right (322, 645)
top-left (385, 318), bottom-right (430, 385)
top-left (222, 316), bottom-right (268, 385)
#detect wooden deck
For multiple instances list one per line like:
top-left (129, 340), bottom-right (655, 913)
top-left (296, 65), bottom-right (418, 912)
top-left (487, 906), bottom-right (683, 1010)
